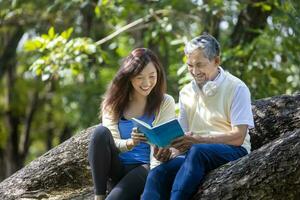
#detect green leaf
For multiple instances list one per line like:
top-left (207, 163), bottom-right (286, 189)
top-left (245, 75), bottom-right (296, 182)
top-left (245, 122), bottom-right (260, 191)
top-left (102, 0), bottom-right (110, 6)
top-left (94, 6), bottom-right (101, 18)
top-left (42, 34), bottom-right (49, 39)
top-left (35, 67), bottom-right (42, 76)
top-left (48, 27), bottom-right (55, 39)
top-left (24, 40), bottom-right (42, 51)
top-left (61, 28), bottom-right (73, 39)
top-left (262, 4), bottom-right (272, 11)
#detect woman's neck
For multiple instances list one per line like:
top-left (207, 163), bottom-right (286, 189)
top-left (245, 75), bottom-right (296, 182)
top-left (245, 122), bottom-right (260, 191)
top-left (123, 93), bottom-right (147, 119)
top-left (131, 92), bottom-right (147, 104)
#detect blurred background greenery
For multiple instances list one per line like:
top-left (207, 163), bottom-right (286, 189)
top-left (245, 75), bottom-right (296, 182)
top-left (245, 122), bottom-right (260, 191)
top-left (0, 0), bottom-right (299, 181)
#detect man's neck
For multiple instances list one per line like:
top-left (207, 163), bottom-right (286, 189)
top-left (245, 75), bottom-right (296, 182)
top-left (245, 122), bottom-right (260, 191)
top-left (197, 67), bottom-right (220, 89)
top-left (211, 67), bottom-right (220, 81)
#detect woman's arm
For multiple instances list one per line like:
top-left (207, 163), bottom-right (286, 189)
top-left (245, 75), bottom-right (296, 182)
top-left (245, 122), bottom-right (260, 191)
top-left (102, 112), bottom-right (129, 152)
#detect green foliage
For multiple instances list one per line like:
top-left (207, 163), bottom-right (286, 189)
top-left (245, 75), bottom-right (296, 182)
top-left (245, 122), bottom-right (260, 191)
top-left (24, 27), bottom-right (99, 81)
top-left (220, 0), bottom-right (300, 99)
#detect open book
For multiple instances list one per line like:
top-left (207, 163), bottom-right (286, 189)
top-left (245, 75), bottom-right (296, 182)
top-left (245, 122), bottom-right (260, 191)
top-left (131, 118), bottom-right (184, 147)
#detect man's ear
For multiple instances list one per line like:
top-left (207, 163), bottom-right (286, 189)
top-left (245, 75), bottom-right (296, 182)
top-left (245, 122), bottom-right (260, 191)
top-left (214, 56), bottom-right (221, 66)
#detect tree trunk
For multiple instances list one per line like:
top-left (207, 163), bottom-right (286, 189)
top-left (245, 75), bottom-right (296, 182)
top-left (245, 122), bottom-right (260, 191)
top-left (45, 80), bottom-right (56, 151)
top-left (230, 0), bottom-right (273, 47)
top-left (19, 89), bottom-right (40, 165)
top-left (4, 47), bottom-right (21, 177)
top-left (250, 94), bottom-right (300, 150)
top-left (0, 149), bottom-right (5, 181)
top-left (201, 0), bottom-right (222, 40)
top-left (0, 27), bottom-right (24, 80)
top-left (0, 93), bottom-right (299, 200)
top-left (192, 129), bottom-right (300, 200)
top-left (1, 27), bottom-right (25, 180)
top-left (59, 124), bottom-right (74, 144)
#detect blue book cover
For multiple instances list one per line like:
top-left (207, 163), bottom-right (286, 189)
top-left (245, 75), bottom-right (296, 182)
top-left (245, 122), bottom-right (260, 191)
top-left (131, 118), bottom-right (184, 147)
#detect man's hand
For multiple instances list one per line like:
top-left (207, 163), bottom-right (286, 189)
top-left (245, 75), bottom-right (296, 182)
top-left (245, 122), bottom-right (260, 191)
top-left (153, 146), bottom-right (171, 162)
top-left (126, 128), bottom-right (148, 149)
top-left (171, 132), bottom-right (198, 153)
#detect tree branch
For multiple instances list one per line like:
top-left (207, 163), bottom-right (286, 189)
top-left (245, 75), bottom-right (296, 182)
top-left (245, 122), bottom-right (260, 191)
top-left (95, 9), bottom-right (170, 46)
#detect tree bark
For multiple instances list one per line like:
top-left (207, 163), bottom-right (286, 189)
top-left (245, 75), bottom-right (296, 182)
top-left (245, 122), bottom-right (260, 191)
top-left (192, 129), bottom-right (300, 200)
top-left (250, 93), bottom-right (300, 150)
top-left (0, 93), bottom-right (299, 200)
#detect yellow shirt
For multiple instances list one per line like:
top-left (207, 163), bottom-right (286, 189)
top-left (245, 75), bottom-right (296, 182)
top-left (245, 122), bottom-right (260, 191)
top-left (179, 71), bottom-right (251, 153)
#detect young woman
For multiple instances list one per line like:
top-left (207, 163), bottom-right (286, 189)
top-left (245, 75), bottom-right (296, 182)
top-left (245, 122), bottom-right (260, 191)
top-left (88, 48), bottom-right (176, 200)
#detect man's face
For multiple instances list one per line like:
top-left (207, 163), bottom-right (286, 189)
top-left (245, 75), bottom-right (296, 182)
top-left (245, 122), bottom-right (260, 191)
top-left (186, 49), bottom-right (219, 87)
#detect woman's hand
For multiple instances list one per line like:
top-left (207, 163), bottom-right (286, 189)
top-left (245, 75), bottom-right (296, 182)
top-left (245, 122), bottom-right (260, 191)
top-left (131, 127), bottom-right (148, 143)
top-left (126, 127), bottom-right (148, 149)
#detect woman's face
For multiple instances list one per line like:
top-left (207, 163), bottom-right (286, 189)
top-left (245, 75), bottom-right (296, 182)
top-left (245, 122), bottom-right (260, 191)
top-left (130, 62), bottom-right (158, 98)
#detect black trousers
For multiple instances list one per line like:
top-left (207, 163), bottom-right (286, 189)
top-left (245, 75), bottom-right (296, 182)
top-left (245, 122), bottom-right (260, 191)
top-left (88, 125), bottom-right (149, 200)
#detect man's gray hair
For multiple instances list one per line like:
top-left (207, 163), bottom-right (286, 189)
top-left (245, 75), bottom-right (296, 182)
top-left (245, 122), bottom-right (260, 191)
top-left (184, 33), bottom-right (220, 61)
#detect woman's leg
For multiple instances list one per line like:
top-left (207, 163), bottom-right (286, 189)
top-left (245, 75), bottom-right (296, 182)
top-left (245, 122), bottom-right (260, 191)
top-left (88, 125), bottom-right (124, 196)
top-left (170, 144), bottom-right (247, 200)
top-left (106, 164), bottom-right (150, 200)
top-left (141, 156), bottom-right (186, 200)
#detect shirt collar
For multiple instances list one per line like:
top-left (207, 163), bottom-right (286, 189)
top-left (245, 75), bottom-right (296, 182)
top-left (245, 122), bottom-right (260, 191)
top-left (214, 66), bottom-right (225, 87)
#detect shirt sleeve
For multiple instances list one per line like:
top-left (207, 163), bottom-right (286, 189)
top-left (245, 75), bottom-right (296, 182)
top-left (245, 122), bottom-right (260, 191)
top-left (102, 111), bottom-right (129, 152)
top-left (230, 84), bottom-right (255, 129)
top-left (153, 94), bottom-right (176, 125)
top-left (178, 97), bottom-right (189, 132)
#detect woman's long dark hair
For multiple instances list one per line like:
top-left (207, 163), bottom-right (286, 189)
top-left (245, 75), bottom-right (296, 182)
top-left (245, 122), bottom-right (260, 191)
top-left (101, 48), bottom-right (166, 121)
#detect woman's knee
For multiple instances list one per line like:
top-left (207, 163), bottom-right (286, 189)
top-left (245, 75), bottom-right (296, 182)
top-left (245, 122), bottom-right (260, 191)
top-left (91, 125), bottom-right (111, 145)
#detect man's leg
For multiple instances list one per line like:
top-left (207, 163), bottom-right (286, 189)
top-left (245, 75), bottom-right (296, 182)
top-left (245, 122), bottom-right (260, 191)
top-left (171, 144), bottom-right (247, 200)
top-left (141, 156), bottom-right (185, 200)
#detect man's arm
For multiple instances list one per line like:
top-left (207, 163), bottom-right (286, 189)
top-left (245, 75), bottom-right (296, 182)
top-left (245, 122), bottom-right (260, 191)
top-left (193, 125), bottom-right (248, 146)
top-left (171, 125), bottom-right (247, 152)
top-left (178, 98), bottom-right (189, 132)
